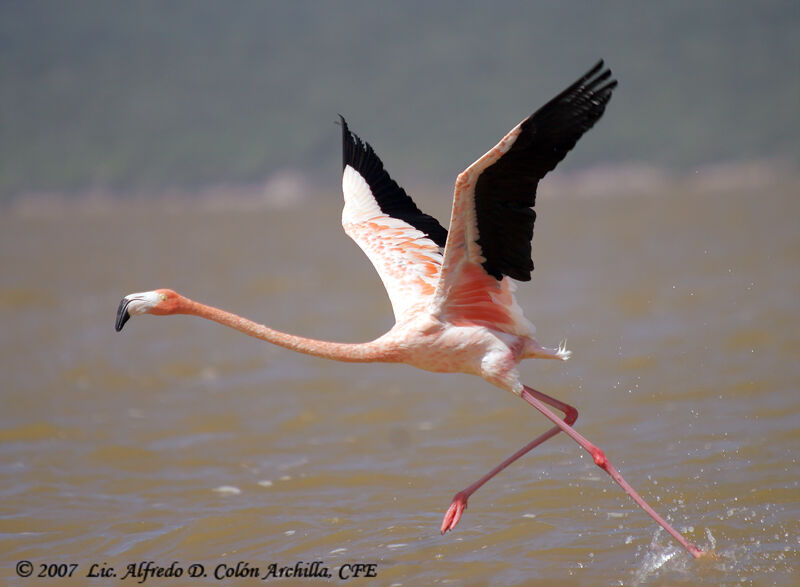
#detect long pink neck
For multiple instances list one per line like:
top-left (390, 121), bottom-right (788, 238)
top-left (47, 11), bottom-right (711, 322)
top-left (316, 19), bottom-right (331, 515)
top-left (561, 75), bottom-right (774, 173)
top-left (175, 296), bottom-right (391, 363)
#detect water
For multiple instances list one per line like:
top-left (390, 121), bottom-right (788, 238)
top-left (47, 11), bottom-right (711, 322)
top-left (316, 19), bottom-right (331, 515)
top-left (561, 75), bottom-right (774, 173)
top-left (1, 183), bottom-right (798, 585)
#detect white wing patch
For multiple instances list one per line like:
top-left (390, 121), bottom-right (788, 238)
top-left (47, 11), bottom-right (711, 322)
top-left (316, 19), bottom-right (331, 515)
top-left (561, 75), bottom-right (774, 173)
top-left (342, 165), bottom-right (443, 322)
top-left (342, 166), bottom-right (382, 224)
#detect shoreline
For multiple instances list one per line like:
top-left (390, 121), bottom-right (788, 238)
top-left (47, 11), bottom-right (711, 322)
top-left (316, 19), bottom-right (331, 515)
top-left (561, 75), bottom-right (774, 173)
top-left (4, 160), bottom-right (796, 219)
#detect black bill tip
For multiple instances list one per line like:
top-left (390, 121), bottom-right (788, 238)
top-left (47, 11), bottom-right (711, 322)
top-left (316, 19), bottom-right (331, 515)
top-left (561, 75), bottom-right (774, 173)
top-left (115, 298), bottom-right (131, 332)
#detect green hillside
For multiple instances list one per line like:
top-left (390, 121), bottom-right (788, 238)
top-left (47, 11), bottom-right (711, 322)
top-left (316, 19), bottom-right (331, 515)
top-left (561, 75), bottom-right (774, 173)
top-left (1, 1), bottom-right (798, 198)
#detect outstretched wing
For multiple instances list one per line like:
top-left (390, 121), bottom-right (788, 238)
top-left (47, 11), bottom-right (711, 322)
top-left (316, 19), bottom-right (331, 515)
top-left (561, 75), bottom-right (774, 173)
top-left (431, 61), bottom-right (617, 335)
top-left (340, 116), bottom-right (449, 322)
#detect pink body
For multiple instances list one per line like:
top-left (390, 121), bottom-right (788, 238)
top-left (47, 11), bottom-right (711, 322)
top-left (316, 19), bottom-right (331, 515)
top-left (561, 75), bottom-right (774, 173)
top-left (117, 63), bottom-right (706, 558)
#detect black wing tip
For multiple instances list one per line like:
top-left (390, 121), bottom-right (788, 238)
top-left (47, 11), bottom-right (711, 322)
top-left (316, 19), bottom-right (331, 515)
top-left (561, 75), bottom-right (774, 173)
top-left (560, 60), bottom-right (617, 101)
top-left (577, 60), bottom-right (617, 96)
top-left (341, 115), bottom-right (379, 173)
top-left (339, 114), bottom-right (354, 170)
top-left (600, 78), bottom-right (619, 93)
top-left (587, 59), bottom-right (611, 77)
top-left (474, 60), bottom-right (617, 284)
top-left (526, 60), bottom-right (619, 131)
top-left (587, 59), bottom-right (605, 77)
top-left (338, 117), bottom-right (449, 248)
top-left (340, 115), bottom-right (377, 172)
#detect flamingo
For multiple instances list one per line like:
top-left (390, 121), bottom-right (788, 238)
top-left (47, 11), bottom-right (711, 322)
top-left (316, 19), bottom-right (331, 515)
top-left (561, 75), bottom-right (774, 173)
top-left (116, 61), bottom-right (704, 558)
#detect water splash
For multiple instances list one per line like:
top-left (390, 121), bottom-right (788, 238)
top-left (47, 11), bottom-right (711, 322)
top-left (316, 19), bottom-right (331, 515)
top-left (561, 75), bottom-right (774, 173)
top-left (631, 527), bottom-right (718, 585)
top-left (632, 537), bottom-right (683, 586)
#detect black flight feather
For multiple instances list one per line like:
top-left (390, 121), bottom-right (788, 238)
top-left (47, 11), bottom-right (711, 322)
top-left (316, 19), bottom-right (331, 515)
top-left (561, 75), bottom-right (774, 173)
top-left (340, 115), bottom-right (448, 248)
top-left (474, 60), bottom-right (617, 281)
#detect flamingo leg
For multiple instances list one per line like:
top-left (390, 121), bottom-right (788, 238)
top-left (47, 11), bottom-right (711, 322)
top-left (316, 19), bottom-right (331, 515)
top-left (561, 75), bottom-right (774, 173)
top-left (440, 386), bottom-right (578, 534)
top-left (517, 384), bottom-right (705, 558)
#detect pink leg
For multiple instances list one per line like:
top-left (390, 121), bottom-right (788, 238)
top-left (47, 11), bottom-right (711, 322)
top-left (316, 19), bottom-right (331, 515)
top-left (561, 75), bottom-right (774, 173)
top-left (441, 386), bottom-right (578, 534)
top-left (517, 385), bottom-right (705, 558)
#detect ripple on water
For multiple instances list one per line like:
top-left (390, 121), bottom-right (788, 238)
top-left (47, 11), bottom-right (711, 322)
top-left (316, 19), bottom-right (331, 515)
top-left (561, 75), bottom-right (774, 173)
top-left (1, 189), bottom-right (798, 584)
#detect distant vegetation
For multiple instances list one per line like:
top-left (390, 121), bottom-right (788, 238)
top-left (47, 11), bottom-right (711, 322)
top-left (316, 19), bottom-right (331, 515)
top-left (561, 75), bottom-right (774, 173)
top-left (1, 0), bottom-right (798, 199)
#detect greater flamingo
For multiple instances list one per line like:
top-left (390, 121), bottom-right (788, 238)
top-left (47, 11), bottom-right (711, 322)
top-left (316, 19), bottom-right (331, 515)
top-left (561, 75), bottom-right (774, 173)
top-left (116, 61), bottom-right (704, 557)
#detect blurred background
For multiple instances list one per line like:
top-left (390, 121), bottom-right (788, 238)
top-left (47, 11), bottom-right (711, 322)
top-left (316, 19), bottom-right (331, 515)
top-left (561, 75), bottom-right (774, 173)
top-left (1, 0), bottom-right (798, 200)
top-left (2, 2), bottom-right (798, 586)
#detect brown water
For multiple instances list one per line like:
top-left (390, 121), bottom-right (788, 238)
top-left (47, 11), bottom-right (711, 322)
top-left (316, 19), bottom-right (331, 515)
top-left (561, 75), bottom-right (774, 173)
top-left (1, 184), bottom-right (798, 586)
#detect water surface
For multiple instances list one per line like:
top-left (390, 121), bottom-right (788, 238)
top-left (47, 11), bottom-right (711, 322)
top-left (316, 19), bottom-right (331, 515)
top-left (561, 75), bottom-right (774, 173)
top-left (1, 184), bottom-right (798, 585)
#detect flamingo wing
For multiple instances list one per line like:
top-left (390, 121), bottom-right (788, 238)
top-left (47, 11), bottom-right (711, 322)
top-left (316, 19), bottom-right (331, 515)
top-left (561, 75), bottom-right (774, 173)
top-left (432, 61), bottom-right (617, 334)
top-left (340, 116), bottom-right (448, 322)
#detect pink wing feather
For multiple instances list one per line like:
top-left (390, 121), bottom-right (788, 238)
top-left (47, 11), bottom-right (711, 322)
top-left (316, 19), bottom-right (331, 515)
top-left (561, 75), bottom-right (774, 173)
top-left (340, 62), bottom-right (615, 330)
top-left (342, 166), bottom-right (443, 321)
top-left (430, 122), bottom-right (535, 337)
top-left (433, 61), bottom-right (617, 335)
top-left (340, 117), bottom-right (446, 323)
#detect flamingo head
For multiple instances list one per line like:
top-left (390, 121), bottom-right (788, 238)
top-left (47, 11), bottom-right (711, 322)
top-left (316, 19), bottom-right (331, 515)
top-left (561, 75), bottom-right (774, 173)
top-left (115, 289), bottom-right (181, 331)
